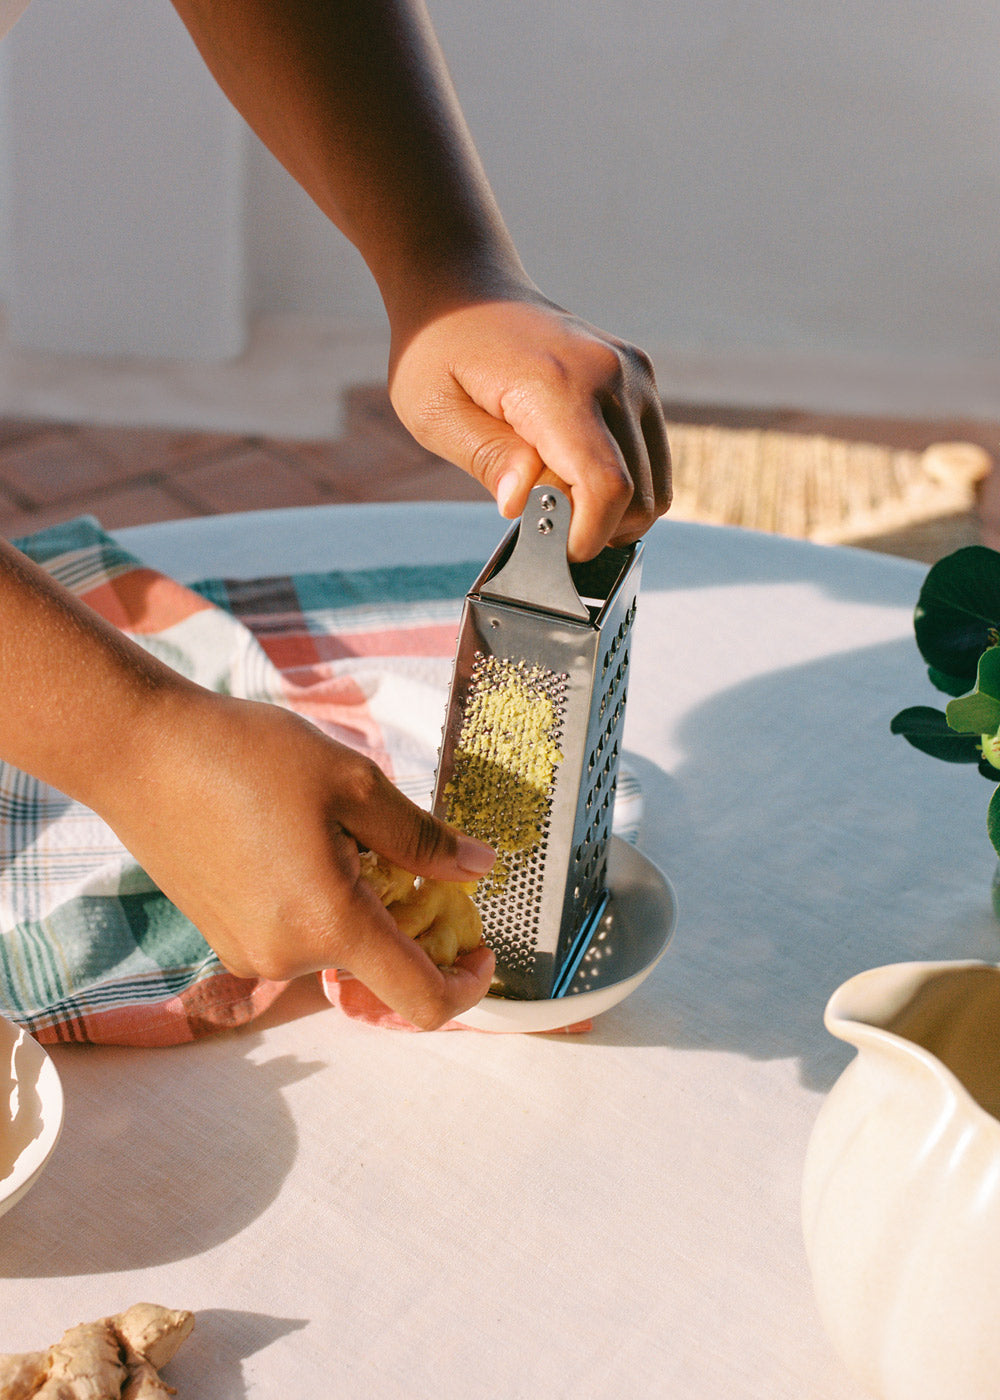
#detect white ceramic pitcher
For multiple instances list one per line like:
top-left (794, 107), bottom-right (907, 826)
top-left (802, 960), bottom-right (1000, 1400)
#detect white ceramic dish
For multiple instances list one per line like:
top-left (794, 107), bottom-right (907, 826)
top-left (456, 836), bottom-right (676, 1033)
top-left (1, 1014), bottom-right (64, 1219)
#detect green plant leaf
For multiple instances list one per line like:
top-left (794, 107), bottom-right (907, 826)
top-left (914, 546), bottom-right (1000, 680)
top-left (928, 665), bottom-right (980, 697)
top-left (975, 646), bottom-right (1000, 699)
top-left (946, 693), bottom-right (1000, 733)
top-left (890, 706), bottom-right (983, 762)
top-left (946, 647), bottom-right (1000, 734)
top-left (988, 784), bottom-right (1000, 856)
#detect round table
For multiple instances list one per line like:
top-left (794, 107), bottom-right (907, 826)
top-left (3, 505), bottom-right (992, 1398)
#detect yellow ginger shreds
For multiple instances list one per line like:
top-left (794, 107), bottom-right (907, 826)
top-left (358, 848), bottom-right (415, 905)
top-left (444, 658), bottom-right (563, 891)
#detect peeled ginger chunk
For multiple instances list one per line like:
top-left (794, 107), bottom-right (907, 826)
top-left (360, 851), bottom-right (483, 965)
top-left (358, 850), bottom-right (416, 906)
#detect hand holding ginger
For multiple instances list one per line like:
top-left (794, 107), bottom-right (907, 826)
top-left (360, 851), bottom-right (484, 968)
top-left (0, 539), bottom-right (496, 1032)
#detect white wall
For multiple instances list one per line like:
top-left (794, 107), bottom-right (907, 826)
top-left (0, 0), bottom-right (245, 359)
top-left (1, 0), bottom-right (998, 417)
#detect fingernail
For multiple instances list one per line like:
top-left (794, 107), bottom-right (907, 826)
top-left (455, 834), bottom-right (496, 875)
top-left (496, 471), bottom-right (519, 518)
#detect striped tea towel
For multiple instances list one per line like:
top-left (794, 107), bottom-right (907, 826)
top-left (0, 517), bottom-right (643, 1044)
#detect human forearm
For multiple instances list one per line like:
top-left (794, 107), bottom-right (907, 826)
top-left (167, 0), bottom-right (672, 558)
top-left (0, 538), bottom-right (188, 813)
top-left (0, 537), bottom-right (495, 1025)
top-left (168, 0), bottom-right (529, 334)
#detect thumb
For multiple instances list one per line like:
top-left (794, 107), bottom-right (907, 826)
top-left (350, 778), bottom-right (496, 884)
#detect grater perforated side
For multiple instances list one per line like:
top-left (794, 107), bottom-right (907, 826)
top-left (432, 485), bottom-right (643, 1000)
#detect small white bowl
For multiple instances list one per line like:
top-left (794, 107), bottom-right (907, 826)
top-left (2, 1015), bottom-right (64, 1218)
top-left (456, 836), bottom-right (677, 1033)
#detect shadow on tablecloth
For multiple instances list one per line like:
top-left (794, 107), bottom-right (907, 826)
top-left (165, 1308), bottom-right (308, 1400)
top-left (582, 636), bottom-right (1000, 1094)
top-left (0, 1033), bottom-right (323, 1278)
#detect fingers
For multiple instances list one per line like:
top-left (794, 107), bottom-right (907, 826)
top-left (337, 754), bottom-right (495, 882)
top-left (639, 396), bottom-right (673, 527)
top-left (486, 358), bottom-right (669, 562)
top-left (389, 300), bottom-right (672, 561)
top-left (409, 386), bottom-right (549, 525)
top-left (503, 384), bottom-right (636, 562)
top-left (328, 758), bottom-right (497, 1025)
top-left (408, 379), bottom-right (630, 557)
top-left (536, 343), bottom-right (670, 559)
top-left (334, 875), bottom-right (496, 1029)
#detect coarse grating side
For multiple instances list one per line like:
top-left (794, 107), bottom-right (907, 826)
top-left (432, 485), bottom-right (643, 1000)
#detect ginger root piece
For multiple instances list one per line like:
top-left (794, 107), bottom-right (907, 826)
top-left (0, 1304), bottom-right (194, 1400)
top-left (387, 878), bottom-right (483, 968)
top-left (33, 1321), bottom-right (127, 1399)
top-left (120, 1356), bottom-right (173, 1400)
top-left (113, 1306), bottom-right (193, 1375)
top-left (0, 1351), bottom-right (46, 1400)
top-left (360, 852), bottom-right (483, 966)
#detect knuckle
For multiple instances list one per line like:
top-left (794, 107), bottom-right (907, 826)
top-left (503, 353), bottom-right (573, 410)
top-left (594, 341), bottom-right (629, 386)
top-left (604, 462), bottom-right (635, 506)
top-left (468, 435), bottom-right (512, 491)
top-left (406, 990), bottom-right (453, 1032)
top-left (341, 754), bottom-right (389, 812)
top-left (623, 340), bottom-right (657, 384)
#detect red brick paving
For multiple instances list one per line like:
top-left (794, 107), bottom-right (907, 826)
top-left (171, 446), bottom-right (333, 516)
top-left (0, 384), bottom-right (998, 559)
top-left (75, 424), bottom-right (244, 475)
top-left (0, 431), bottom-right (121, 507)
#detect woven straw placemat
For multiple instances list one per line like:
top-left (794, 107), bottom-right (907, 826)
top-left (665, 423), bottom-right (992, 545)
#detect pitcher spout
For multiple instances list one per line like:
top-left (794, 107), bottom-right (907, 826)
top-left (825, 959), bottom-right (1000, 1123)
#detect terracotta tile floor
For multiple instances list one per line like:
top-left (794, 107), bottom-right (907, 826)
top-left (1, 384), bottom-right (999, 562)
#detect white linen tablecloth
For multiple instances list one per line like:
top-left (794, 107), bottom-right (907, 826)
top-left (4, 505), bottom-right (993, 1398)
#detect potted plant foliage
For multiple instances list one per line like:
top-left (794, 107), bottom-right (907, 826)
top-left (892, 546), bottom-right (1000, 884)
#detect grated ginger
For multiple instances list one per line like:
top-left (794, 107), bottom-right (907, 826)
top-left (443, 657), bottom-right (563, 891)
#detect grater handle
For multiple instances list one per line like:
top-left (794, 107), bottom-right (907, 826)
top-left (478, 483), bottom-right (590, 621)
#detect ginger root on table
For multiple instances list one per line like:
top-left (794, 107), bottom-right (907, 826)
top-left (360, 851), bottom-right (483, 967)
top-left (0, 1303), bottom-right (194, 1400)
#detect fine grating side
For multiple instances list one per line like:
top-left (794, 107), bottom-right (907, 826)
top-left (433, 484), bottom-right (643, 1000)
top-left (442, 653), bottom-right (568, 980)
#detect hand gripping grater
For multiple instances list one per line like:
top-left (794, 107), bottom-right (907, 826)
top-left (432, 484), bottom-right (643, 1000)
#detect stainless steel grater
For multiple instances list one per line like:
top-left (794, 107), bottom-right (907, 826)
top-left (432, 485), bottom-right (643, 1000)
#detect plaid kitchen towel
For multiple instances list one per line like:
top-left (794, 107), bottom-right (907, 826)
top-left (0, 517), bottom-right (643, 1045)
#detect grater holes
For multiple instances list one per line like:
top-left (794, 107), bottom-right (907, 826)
top-left (477, 828), bottom-right (547, 971)
top-left (570, 591), bottom-right (637, 929)
top-left (444, 653), bottom-right (567, 900)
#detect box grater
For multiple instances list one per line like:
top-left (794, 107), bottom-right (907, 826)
top-left (432, 484), bottom-right (643, 1000)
